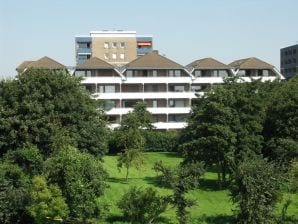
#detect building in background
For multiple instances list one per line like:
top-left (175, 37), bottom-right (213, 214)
top-left (74, 52), bottom-right (283, 130)
top-left (75, 30), bottom-right (153, 66)
top-left (280, 44), bottom-right (298, 79)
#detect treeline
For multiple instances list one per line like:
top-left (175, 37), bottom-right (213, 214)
top-left (0, 69), bottom-right (297, 224)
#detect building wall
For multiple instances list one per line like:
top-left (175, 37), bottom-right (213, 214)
top-left (280, 44), bottom-right (298, 79)
top-left (92, 36), bottom-right (137, 66)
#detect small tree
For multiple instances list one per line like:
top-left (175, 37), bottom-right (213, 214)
top-left (118, 186), bottom-right (170, 224)
top-left (26, 176), bottom-right (69, 224)
top-left (230, 155), bottom-right (282, 224)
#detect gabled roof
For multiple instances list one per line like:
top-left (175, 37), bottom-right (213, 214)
top-left (229, 57), bottom-right (274, 69)
top-left (76, 57), bottom-right (115, 69)
top-left (187, 57), bottom-right (230, 69)
top-left (125, 51), bottom-right (184, 69)
top-left (16, 56), bottom-right (66, 72)
top-left (16, 61), bottom-right (34, 72)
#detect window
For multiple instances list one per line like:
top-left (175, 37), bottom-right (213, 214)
top-left (169, 99), bottom-right (185, 107)
top-left (105, 85), bottom-right (116, 93)
top-left (168, 114), bottom-right (186, 122)
top-left (168, 70), bottom-right (174, 77)
top-left (174, 70), bottom-right (181, 77)
top-left (174, 86), bottom-right (185, 92)
top-left (152, 100), bottom-right (158, 108)
top-left (104, 100), bottom-right (116, 110)
top-left (75, 71), bottom-right (85, 77)
top-left (112, 42), bottom-right (117, 48)
top-left (293, 49), bottom-right (297, 54)
top-left (194, 70), bottom-right (201, 77)
top-left (152, 70), bottom-right (157, 77)
top-left (120, 42), bottom-right (125, 48)
top-left (126, 70), bottom-right (133, 77)
top-left (262, 70), bottom-right (269, 77)
top-left (78, 42), bottom-right (87, 48)
top-left (104, 53), bottom-right (109, 60)
top-left (237, 70), bottom-right (246, 76)
top-left (104, 42), bottom-right (109, 49)
top-left (218, 70), bottom-right (229, 77)
top-left (120, 53), bottom-right (125, 59)
top-left (112, 53), bottom-right (117, 59)
top-left (191, 85), bottom-right (202, 92)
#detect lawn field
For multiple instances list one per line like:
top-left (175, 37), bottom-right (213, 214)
top-left (101, 152), bottom-right (298, 223)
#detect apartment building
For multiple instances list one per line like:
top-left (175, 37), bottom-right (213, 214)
top-left (280, 44), bottom-right (298, 79)
top-left (75, 52), bottom-right (283, 130)
top-left (75, 30), bottom-right (153, 66)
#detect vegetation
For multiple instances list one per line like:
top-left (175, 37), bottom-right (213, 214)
top-left (0, 69), bottom-right (297, 223)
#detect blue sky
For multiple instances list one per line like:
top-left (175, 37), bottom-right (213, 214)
top-left (0, 0), bottom-right (297, 77)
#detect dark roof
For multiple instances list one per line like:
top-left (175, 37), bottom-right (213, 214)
top-left (76, 57), bottom-right (114, 69)
top-left (125, 51), bottom-right (184, 69)
top-left (16, 56), bottom-right (66, 72)
top-left (229, 57), bottom-right (274, 69)
top-left (187, 57), bottom-right (230, 69)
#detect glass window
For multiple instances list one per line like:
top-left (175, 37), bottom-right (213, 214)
top-left (78, 42), bottom-right (87, 48)
top-left (169, 100), bottom-right (174, 107)
top-left (104, 100), bottom-right (116, 110)
top-left (237, 70), bottom-right (246, 76)
top-left (152, 100), bottom-right (158, 108)
top-left (191, 85), bottom-right (202, 92)
top-left (75, 71), bottom-right (85, 77)
top-left (262, 70), bottom-right (269, 77)
top-left (105, 85), bottom-right (116, 93)
top-left (112, 53), bottom-right (117, 59)
top-left (126, 70), bottom-right (133, 77)
top-left (112, 42), bottom-right (117, 48)
top-left (152, 70), bottom-right (157, 77)
top-left (218, 70), bottom-right (228, 77)
top-left (120, 53), bottom-right (125, 59)
top-left (120, 42), bottom-right (125, 48)
top-left (104, 53), bottom-right (109, 60)
top-left (104, 42), bottom-right (109, 49)
top-left (168, 70), bottom-right (174, 77)
top-left (194, 70), bottom-right (201, 77)
top-left (174, 86), bottom-right (185, 92)
top-left (174, 70), bottom-right (181, 77)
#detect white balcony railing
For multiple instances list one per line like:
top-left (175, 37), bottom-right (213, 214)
top-left (106, 107), bottom-right (191, 115)
top-left (108, 122), bottom-right (187, 130)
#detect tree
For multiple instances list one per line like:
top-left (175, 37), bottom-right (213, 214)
top-left (116, 102), bottom-right (152, 180)
top-left (26, 176), bottom-right (69, 224)
top-left (230, 155), bottom-right (282, 224)
top-left (0, 68), bottom-right (108, 158)
top-left (44, 146), bottom-right (108, 221)
top-left (118, 186), bottom-right (170, 224)
top-left (0, 161), bottom-right (30, 224)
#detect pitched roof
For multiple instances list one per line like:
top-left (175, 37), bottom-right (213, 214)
top-left (16, 56), bottom-right (66, 72)
top-left (126, 51), bottom-right (184, 69)
top-left (76, 57), bottom-right (114, 69)
top-left (187, 57), bottom-right (230, 69)
top-left (229, 57), bottom-right (274, 69)
top-left (16, 61), bottom-right (34, 72)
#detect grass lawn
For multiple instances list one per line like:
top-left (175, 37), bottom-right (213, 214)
top-left (101, 152), bottom-right (298, 223)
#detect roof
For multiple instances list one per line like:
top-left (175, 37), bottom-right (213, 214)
top-left (229, 57), bottom-right (274, 69)
top-left (187, 58), bottom-right (231, 69)
top-left (125, 51), bottom-right (184, 69)
top-left (76, 57), bottom-right (114, 70)
top-left (16, 61), bottom-right (34, 72)
top-left (16, 56), bottom-right (66, 72)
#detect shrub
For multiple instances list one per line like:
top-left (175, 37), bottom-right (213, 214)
top-left (117, 186), bottom-right (171, 223)
top-left (144, 130), bottom-right (180, 152)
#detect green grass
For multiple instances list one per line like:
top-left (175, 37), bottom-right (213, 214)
top-left (101, 152), bottom-right (298, 223)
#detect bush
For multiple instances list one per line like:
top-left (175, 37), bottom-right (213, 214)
top-left (117, 186), bottom-right (171, 223)
top-left (153, 161), bottom-right (176, 188)
top-left (144, 130), bottom-right (180, 152)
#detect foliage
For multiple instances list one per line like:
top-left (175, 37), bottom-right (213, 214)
top-left (144, 130), bottom-right (180, 152)
top-left (0, 68), bottom-right (108, 158)
top-left (117, 147), bottom-right (144, 181)
top-left (117, 186), bottom-right (171, 223)
top-left (26, 176), bottom-right (69, 224)
top-left (0, 161), bottom-right (30, 224)
top-left (229, 155), bottom-right (283, 224)
top-left (44, 146), bottom-right (108, 221)
top-left (153, 161), bottom-right (176, 187)
top-left (4, 146), bottom-right (43, 176)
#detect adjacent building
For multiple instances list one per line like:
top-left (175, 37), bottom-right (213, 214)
top-left (280, 44), bottom-right (298, 79)
top-left (75, 53), bottom-right (283, 130)
top-left (75, 30), bottom-right (153, 66)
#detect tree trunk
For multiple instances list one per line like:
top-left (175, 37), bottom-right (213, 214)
top-left (125, 167), bottom-right (129, 181)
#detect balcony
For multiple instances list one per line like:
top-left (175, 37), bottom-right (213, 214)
top-left (77, 48), bottom-right (92, 54)
top-left (105, 107), bottom-right (191, 115)
top-left (123, 77), bottom-right (192, 84)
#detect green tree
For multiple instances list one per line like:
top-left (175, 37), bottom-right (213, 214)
top-left (118, 186), bottom-right (170, 224)
top-left (116, 102), bottom-right (152, 180)
top-left (230, 155), bottom-right (282, 224)
top-left (26, 176), bottom-right (69, 224)
top-left (44, 146), bottom-right (108, 222)
top-left (0, 68), bottom-right (108, 158)
top-left (0, 161), bottom-right (30, 224)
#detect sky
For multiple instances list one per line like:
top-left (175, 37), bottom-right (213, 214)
top-left (0, 0), bottom-right (297, 78)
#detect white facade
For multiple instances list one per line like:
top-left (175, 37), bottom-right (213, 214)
top-left (76, 56), bottom-right (283, 130)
